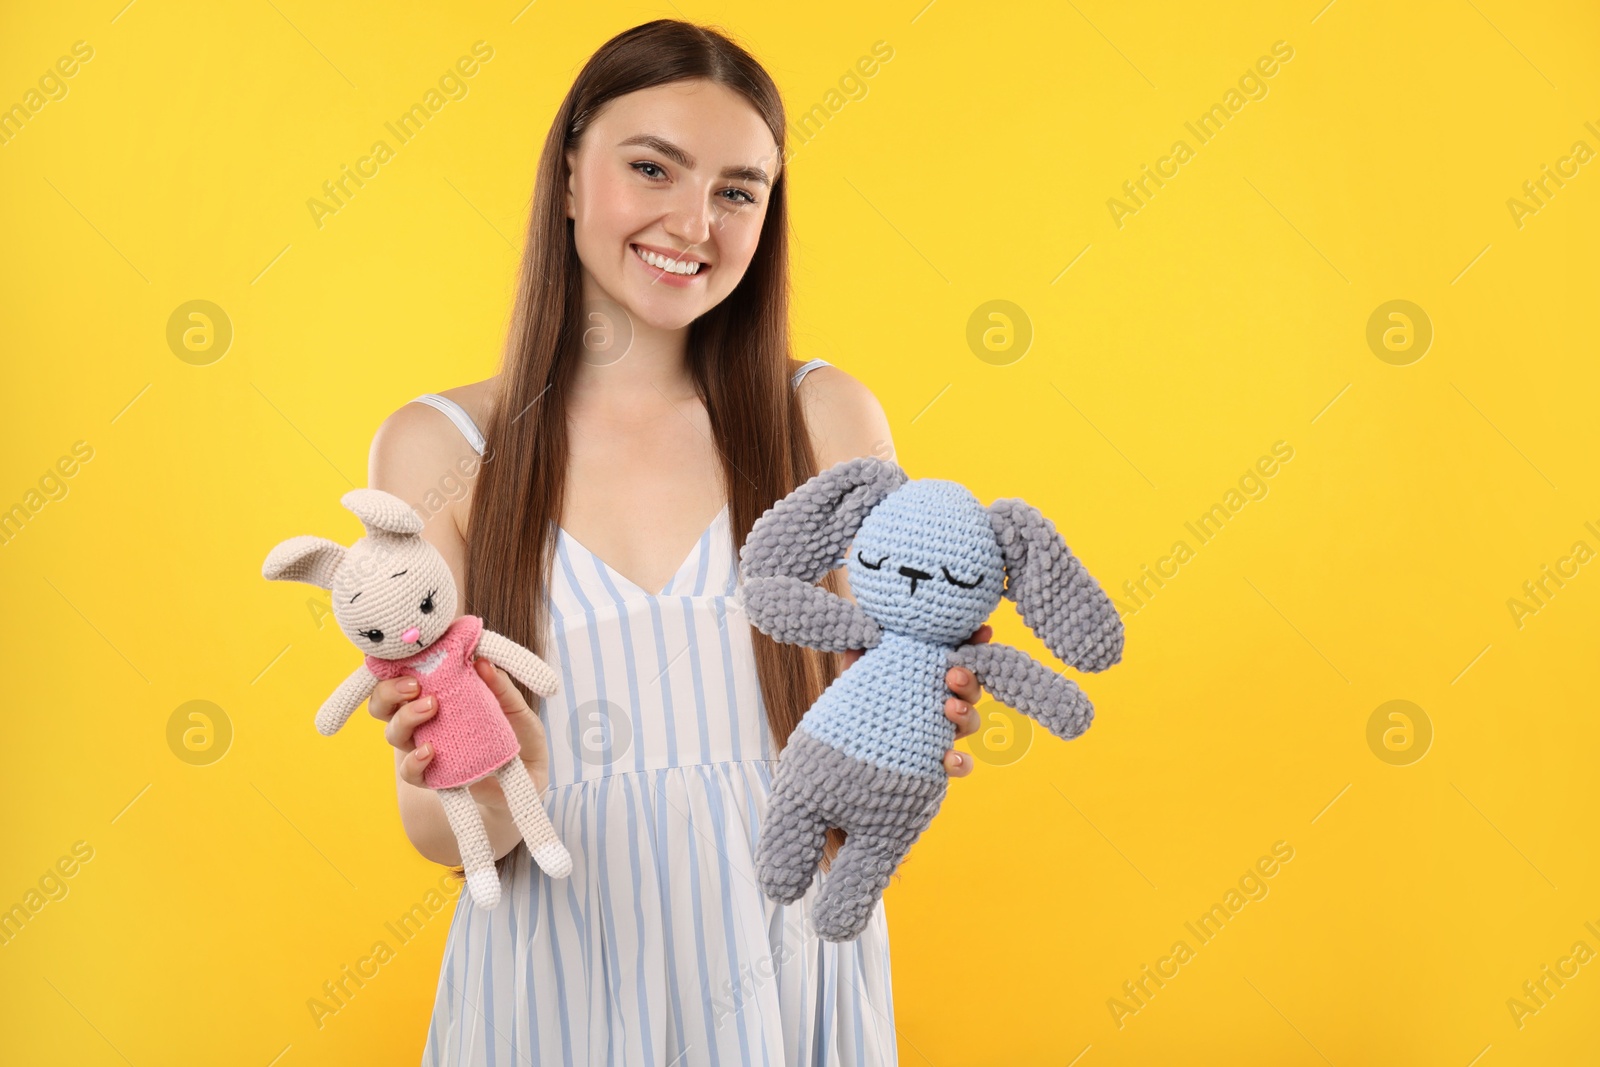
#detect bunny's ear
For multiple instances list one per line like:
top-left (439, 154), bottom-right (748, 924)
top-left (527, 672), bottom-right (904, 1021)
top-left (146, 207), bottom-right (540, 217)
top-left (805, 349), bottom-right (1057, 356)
top-left (262, 535), bottom-right (346, 590)
top-left (341, 488), bottom-right (423, 536)
top-left (740, 456), bottom-right (908, 583)
top-left (989, 499), bottom-right (1123, 672)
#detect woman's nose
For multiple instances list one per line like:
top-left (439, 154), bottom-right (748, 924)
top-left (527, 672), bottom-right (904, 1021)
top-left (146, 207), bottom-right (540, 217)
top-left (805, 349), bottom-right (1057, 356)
top-left (402, 626), bottom-right (421, 643)
top-left (667, 191), bottom-right (713, 246)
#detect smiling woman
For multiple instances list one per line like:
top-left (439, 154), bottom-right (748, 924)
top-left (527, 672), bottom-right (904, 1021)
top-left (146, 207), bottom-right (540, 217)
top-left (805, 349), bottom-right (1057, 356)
top-left (360, 18), bottom-right (986, 1065)
top-left (560, 83), bottom-right (778, 335)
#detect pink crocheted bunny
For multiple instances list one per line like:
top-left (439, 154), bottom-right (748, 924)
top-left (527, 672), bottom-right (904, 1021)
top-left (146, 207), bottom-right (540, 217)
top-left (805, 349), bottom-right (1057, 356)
top-left (262, 488), bottom-right (571, 909)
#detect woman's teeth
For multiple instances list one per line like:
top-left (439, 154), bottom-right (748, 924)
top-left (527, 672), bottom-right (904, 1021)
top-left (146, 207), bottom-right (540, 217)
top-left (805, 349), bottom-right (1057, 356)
top-left (633, 245), bottom-right (703, 276)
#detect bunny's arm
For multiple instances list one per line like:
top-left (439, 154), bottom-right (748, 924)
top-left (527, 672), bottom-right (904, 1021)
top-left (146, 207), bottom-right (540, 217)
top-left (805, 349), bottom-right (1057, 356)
top-left (948, 642), bottom-right (1095, 742)
top-left (475, 629), bottom-right (559, 698)
top-left (317, 665), bottom-right (380, 737)
top-left (741, 575), bottom-right (882, 653)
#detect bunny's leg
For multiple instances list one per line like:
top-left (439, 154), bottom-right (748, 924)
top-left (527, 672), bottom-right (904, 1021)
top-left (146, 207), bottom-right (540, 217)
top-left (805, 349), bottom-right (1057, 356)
top-left (438, 786), bottom-right (501, 909)
top-left (494, 758), bottom-right (573, 879)
top-left (756, 783), bottom-right (831, 905)
top-left (811, 832), bottom-right (915, 943)
top-left (803, 735), bottom-right (949, 942)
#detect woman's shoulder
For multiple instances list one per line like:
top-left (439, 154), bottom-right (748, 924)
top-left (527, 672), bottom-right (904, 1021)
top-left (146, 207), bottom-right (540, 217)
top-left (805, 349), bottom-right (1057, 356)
top-left (369, 376), bottom-right (501, 539)
top-left (374, 377), bottom-right (499, 454)
top-left (411, 377), bottom-right (499, 439)
top-left (792, 360), bottom-right (895, 468)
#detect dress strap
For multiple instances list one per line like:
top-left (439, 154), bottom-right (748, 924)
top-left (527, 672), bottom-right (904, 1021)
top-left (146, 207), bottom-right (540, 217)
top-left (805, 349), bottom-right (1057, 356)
top-left (791, 358), bottom-right (830, 389)
top-left (411, 394), bottom-right (486, 456)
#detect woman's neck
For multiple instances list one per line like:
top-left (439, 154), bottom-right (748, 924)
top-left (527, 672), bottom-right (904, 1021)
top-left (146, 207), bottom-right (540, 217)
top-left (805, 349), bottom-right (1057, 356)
top-left (569, 283), bottom-right (697, 405)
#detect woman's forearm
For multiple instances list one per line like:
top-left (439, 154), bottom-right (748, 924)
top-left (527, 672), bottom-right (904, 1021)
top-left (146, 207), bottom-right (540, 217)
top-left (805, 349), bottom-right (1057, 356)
top-left (393, 752), bottom-right (526, 865)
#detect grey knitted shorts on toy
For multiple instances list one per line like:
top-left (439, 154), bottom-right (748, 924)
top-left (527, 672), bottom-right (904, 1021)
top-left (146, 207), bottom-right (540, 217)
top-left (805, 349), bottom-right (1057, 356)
top-left (756, 727), bottom-right (949, 942)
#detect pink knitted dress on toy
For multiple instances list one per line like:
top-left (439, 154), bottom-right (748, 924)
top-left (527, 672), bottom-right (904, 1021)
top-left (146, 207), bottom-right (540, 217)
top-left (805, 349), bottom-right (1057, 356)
top-left (365, 615), bottom-right (519, 790)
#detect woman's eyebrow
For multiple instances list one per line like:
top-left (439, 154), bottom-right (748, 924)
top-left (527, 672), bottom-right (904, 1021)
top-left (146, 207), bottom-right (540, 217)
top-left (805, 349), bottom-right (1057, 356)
top-left (617, 133), bottom-right (771, 187)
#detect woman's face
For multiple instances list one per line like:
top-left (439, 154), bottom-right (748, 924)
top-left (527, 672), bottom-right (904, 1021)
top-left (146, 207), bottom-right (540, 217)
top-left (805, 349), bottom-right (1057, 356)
top-left (565, 78), bottom-right (779, 333)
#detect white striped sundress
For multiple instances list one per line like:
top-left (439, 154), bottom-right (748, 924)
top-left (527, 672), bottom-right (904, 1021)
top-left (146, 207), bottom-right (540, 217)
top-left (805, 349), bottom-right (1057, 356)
top-left (414, 358), bottom-right (900, 1066)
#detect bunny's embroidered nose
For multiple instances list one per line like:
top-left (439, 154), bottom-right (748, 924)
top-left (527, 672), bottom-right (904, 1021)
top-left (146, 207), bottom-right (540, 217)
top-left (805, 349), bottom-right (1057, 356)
top-left (898, 565), bottom-right (931, 594)
top-left (402, 626), bottom-right (421, 643)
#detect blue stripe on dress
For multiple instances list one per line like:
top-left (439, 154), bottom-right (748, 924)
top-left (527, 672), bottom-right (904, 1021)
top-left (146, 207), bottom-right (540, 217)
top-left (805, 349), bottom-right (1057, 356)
top-left (545, 815), bottom-right (577, 1065)
top-left (519, 878), bottom-right (539, 1057)
top-left (644, 598), bottom-right (682, 769)
top-left (587, 554), bottom-right (647, 776)
top-left (691, 522), bottom-right (713, 595)
top-left (701, 767), bottom-right (757, 1060)
top-left (713, 596), bottom-right (743, 763)
top-left (620, 773), bottom-right (658, 1067)
top-left (544, 595), bottom-right (580, 1059)
top-left (679, 598), bottom-right (712, 767)
top-left (594, 773), bottom-right (621, 1065)
top-left (481, 905), bottom-right (496, 1067)
top-left (549, 591), bottom-right (602, 1059)
top-left (648, 769), bottom-right (690, 1051)
top-left (454, 908), bottom-right (470, 1062)
top-left (680, 770), bottom-right (720, 1053)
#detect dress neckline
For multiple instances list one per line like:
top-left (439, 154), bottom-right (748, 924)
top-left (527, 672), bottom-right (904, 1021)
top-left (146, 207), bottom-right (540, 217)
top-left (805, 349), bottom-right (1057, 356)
top-left (555, 502), bottom-right (730, 599)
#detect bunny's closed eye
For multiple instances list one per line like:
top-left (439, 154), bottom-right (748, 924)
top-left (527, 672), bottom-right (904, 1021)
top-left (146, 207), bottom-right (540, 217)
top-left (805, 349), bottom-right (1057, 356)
top-left (941, 567), bottom-right (980, 589)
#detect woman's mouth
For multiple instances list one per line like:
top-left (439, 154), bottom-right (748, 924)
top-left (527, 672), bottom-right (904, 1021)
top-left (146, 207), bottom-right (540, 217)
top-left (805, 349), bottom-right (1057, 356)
top-left (630, 243), bottom-right (709, 288)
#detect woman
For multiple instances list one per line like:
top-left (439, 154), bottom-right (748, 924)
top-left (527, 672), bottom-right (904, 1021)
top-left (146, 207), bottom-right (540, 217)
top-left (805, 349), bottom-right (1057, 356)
top-left (366, 20), bottom-right (988, 1064)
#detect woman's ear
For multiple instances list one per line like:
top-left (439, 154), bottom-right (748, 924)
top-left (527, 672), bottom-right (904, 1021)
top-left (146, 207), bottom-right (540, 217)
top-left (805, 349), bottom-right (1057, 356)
top-left (740, 456), bottom-right (907, 584)
top-left (988, 498), bottom-right (1123, 672)
top-left (262, 535), bottom-right (346, 591)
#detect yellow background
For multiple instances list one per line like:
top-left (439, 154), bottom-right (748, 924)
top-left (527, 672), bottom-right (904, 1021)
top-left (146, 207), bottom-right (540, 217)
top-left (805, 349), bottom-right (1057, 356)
top-left (3, 0), bottom-right (1597, 1063)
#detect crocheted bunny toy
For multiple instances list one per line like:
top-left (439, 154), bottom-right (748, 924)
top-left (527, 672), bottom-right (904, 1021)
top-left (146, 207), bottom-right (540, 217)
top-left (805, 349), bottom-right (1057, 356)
top-left (262, 488), bottom-right (572, 910)
top-left (738, 456), bottom-right (1124, 941)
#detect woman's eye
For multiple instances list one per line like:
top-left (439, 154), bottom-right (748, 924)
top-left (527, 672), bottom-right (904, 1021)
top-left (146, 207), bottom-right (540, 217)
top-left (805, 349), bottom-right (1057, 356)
top-left (857, 551), bottom-right (888, 570)
top-left (420, 592), bottom-right (435, 614)
top-left (631, 162), bottom-right (755, 205)
top-left (361, 629), bottom-right (384, 643)
top-left (941, 566), bottom-right (980, 589)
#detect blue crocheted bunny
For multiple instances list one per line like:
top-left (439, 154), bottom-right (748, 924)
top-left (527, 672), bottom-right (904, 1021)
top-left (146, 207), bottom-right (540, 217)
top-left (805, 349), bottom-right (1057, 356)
top-left (738, 455), bottom-right (1124, 941)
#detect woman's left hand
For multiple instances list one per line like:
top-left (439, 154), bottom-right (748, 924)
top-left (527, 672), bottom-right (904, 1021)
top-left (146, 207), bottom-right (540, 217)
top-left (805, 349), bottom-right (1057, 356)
top-left (840, 623), bottom-right (991, 778)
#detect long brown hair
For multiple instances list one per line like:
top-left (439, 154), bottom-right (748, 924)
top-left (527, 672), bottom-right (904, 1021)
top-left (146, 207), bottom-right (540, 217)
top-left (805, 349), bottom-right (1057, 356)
top-left (461, 19), bottom-right (846, 878)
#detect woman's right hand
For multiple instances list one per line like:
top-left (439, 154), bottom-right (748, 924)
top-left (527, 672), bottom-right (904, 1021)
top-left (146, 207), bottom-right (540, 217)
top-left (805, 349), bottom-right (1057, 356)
top-left (370, 676), bottom-right (443, 788)
top-left (369, 665), bottom-right (553, 802)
